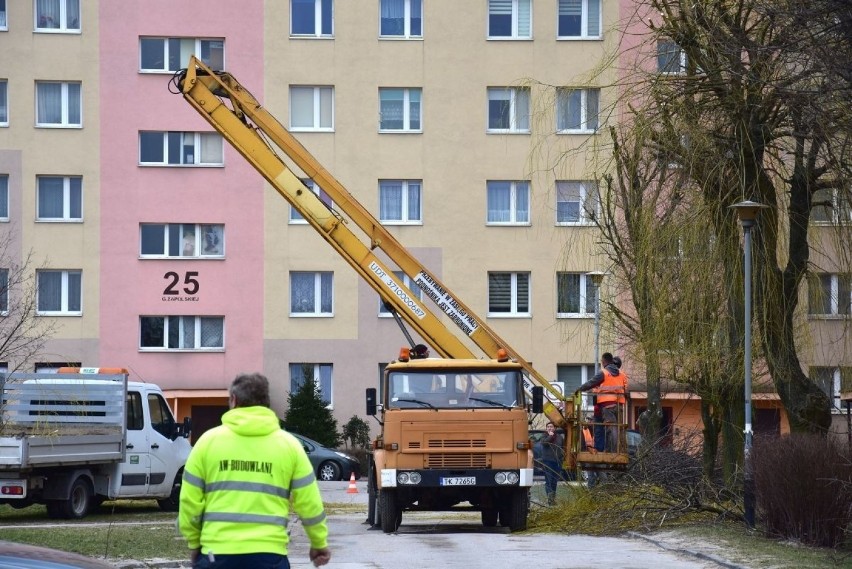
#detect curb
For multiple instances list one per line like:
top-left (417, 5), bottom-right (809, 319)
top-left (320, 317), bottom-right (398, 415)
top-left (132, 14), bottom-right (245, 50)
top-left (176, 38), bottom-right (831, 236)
top-left (627, 531), bottom-right (749, 569)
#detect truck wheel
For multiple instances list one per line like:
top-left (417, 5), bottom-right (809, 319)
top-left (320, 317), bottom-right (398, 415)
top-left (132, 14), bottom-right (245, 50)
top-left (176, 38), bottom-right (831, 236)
top-left (379, 490), bottom-right (401, 533)
top-left (366, 469), bottom-right (377, 526)
top-left (158, 471), bottom-right (183, 512)
top-left (502, 488), bottom-right (529, 532)
top-left (50, 477), bottom-right (92, 519)
top-left (481, 508), bottom-right (498, 527)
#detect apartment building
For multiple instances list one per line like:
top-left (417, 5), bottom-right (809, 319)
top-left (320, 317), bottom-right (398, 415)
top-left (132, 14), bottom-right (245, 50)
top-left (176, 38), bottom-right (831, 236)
top-left (1, 0), bottom-right (618, 439)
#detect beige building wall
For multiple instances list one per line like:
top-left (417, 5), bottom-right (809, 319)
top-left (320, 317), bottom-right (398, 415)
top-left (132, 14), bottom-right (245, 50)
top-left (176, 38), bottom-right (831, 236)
top-left (260, 1), bottom-right (619, 426)
top-left (0, 1), bottom-right (100, 366)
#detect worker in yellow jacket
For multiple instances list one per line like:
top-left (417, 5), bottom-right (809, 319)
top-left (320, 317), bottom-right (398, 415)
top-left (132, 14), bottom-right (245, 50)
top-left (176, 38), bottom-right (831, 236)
top-left (179, 373), bottom-right (331, 568)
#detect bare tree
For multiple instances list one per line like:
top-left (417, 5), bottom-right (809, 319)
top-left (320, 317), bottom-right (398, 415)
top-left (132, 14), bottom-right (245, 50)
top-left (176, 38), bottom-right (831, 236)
top-left (0, 233), bottom-right (57, 373)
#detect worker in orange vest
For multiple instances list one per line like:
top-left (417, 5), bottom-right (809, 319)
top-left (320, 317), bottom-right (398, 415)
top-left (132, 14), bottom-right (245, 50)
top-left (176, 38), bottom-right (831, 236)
top-left (577, 352), bottom-right (627, 453)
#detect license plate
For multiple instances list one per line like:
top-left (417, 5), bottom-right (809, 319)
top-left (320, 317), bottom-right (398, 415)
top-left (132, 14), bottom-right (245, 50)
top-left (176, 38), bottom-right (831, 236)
top-left (440, 476), bottom-right (476, 486)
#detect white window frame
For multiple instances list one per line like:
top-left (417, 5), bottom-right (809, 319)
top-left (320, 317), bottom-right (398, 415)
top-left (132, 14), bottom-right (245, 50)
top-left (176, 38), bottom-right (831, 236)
top-left (139, 223), bottom-right (225, 258)
top-left (35, 81), bottom-right (81, 128)
top-left (556, 272), bottom-right (597, 318)
top-left (36, 269), bottom-right (81, 316)
top-left (0, 0), bottom-right (7, 31)
top-left (0, 268), bottom-right (8, 315)
top-left (289, 86), bottom-right (334, 131)
top-left (379, 0), bottom-right (422, 39)
top-left (808, 273), bottom-right (851, 317)
top-left (488, 271), bottom-right (531, 317)
top-left (36, 176), bottom-right (82, 222)
top-left (379, 88), bottom-right (422, 132)
top-left (290, 179), bottom-right (335, 223)
top-left (487, 87), bottom-right (530, 133)
top-left (290, 271), bottom-right (334, 316)
top-left (0, 79), bottom-right (8, 126)
top-left (34, 0), bottom-right (79, 32)
top-left (290, 0), bottom-right (334, 38)
top-left (486, 180), bottom-right (530, 225)
top-left (139, 316), bottom-right (225, 351)
top-left (810, 367), bottom-right (844, 412)
top-left (0, 174), bottom-right (8, 221)
top-left (488, 0), bottom-right (532, 40)
top-left (658, 40), bottom-right (687, 74)
top-left (379, 180), bottom-right (422, 224)
top-left (290, 363), bottom-right (334, 408)
top-left (811, 188), bottom-right (852, 225)
top-left (557, 364), bottom-right (596, 411)
top-left (556, 87), bottom-right (599, 133)
top-left (139, 37), bottom-right (225, 73)
top-left (556, 180), bottom-right (598, 225)
top-left (557, 0), bottom-right (601, 39)
top-left (138, 131), bottom-right (224, 166)
top-left (378, 271), bottom-right (423, 316)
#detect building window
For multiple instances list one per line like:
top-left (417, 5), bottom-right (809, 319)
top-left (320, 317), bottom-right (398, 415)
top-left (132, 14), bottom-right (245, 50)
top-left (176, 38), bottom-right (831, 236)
top-left (380, 0), bottom-right (422, 38)
top-left (290, 271), bottom-right (333, 316)
top-left (379, 180), bottom-right (421, 224)
top-left (557, 364), bottom-right (595, 397)
top-left (488, 272), bottom-right (530, 316)
top-left (0, 175), bottom-right (8, 220)
top-left (557, 272), bottom-right (597, 317)
top-left (140, 223), bottom-right (224, 258)
top-left (487, 87), bottom-right (530, 133)
top-left (811, 188), bottom-right (852, 224)
top-left (36, 269), bottom-right (81, 315)
top-left (35, 82), bottom-right (81, 127)
top-left (557, 0), bottom-right (601, 39)
top-left (291, 0), bottom-right (333, 37)
top-left (808, 273), bottom-right (851, 317)
top-left (488, 0), bottom-right (531, 39)
top-left (0, 80), bottom-right (7, 125)
top-left (556, 88), bottom-right (599, 133)
top-left (810, 367), bottom-right (846, 412)
top-left (140, 37), bottom-right (225, 72)
top-left (290, 86), bottom-right (334, 131)
top-left (139, 131), bottom-right (224, 166)
top-left (36, 176), bottom-right (82, 221)
top-left (379, 88), bottom-right (422, 132)
top-left (0, 0), bottom-right (7, 30)
top-left (290, 363), bottom-right (333, 406)
top-left (291, 179), bottom-right (334, 223)
top-left (140, 316), bottom-right (225, 350)
top-left (658, 40), bottom-right (687, 74)
top-left (0, 268), bottom-right (8, 314)
top-left (487, 181), bottom-right (529, 224)
top-left (556, 181), bottom-right (597, 224)
top-left (378, 271), bottom-right (423, 316)
top-left (35, 0), bottom-right (79, 32)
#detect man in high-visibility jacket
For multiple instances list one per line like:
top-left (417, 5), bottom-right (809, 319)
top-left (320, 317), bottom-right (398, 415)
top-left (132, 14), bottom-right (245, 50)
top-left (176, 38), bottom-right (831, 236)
top-left (577, 352), bottom-right (628, 453)
top-left (179, 373), bottom-right (331, 568)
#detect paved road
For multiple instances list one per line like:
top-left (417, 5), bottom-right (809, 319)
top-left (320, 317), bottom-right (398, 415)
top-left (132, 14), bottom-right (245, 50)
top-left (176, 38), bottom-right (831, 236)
top-left (279, 480), bottom-right (732, 569)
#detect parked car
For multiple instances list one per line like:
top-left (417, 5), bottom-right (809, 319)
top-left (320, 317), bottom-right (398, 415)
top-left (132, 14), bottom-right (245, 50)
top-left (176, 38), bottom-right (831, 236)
top-left (290, 433), bottom-right (361, 482)
top-left (0, 541), bottom-right (114, 568)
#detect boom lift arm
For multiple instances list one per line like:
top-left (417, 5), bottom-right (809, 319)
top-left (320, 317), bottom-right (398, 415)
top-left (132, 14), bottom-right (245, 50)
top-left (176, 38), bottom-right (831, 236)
top-left (174, 57), bottom-right (567, 425)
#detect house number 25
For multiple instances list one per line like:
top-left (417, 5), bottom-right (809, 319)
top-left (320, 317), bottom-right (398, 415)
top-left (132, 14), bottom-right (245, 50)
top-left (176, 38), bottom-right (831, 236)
top-left (163, 271), bottom-right (200, 295)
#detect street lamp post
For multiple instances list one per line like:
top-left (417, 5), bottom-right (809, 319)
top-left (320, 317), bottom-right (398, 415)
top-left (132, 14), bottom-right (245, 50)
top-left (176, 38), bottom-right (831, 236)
top-left (588, 271), bottom-right (606, 374)
top-left (730, 200), bottom-right (767, 529)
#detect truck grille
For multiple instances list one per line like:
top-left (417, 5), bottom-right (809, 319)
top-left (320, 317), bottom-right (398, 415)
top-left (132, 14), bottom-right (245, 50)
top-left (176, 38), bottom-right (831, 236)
top-left (427, 453), bottom-right (488, 468)
top-left (426, 438), bottom-right (486, 448)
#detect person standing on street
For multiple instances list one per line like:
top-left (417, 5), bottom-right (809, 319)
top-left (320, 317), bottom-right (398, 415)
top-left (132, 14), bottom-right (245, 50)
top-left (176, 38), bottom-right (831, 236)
top-left (541, 422), bottom-right (565, 505)
top-left (179, 373), bottom-right (331, 568)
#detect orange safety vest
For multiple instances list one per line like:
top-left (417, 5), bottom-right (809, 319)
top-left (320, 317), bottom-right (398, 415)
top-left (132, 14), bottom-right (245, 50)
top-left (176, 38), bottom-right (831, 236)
top-left (593, 368), bottom-right (627, 405)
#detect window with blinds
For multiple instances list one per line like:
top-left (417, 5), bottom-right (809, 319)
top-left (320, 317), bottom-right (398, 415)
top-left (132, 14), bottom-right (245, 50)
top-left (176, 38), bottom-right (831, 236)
top-left (488, 272), bottom-right (530, 316)
top-left (488, 0), bottom-right (531, 39)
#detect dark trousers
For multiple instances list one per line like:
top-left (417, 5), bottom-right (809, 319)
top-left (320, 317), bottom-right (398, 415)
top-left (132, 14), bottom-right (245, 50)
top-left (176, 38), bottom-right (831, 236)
top-left (593, 409), bottom-right (605, 452)
top-left (194, 553), bottom-right (289, 569)
top-left (543, 459), bottom-right (562, 504)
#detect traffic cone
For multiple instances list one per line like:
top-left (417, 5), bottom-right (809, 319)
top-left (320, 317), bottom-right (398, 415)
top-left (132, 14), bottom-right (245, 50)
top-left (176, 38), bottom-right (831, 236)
top-left (346, 472), bottom-right (358, 494)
